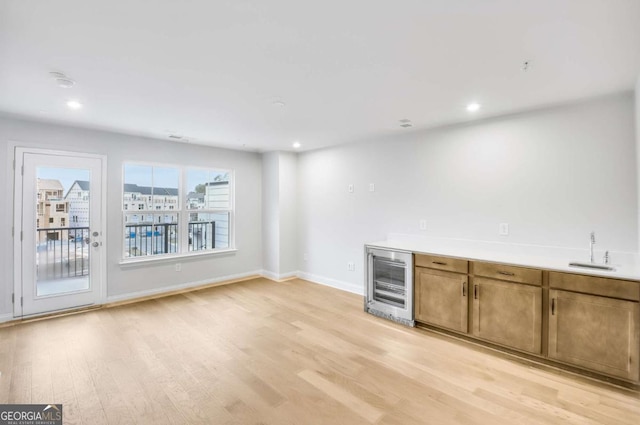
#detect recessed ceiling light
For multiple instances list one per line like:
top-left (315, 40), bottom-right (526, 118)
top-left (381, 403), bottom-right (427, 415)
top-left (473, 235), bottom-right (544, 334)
top-left (272, 100), bottom-right (286, 107)
top-left (466, 102), bottom-right (481, 112)
top-left (66, 100), bottom-right (83, 110)
top-left (292, 141), bottom-right (301, 149)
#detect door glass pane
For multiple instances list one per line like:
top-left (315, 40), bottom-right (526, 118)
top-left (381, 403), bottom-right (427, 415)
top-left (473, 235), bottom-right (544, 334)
top-left (36, 167), bottom-right (91, 296)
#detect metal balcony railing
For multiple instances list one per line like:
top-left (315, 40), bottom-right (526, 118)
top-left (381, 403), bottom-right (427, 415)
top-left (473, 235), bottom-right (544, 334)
top-left (36, 226), bottom-right (90, 280)
top-left (124, 221), bottom-right (215, 257)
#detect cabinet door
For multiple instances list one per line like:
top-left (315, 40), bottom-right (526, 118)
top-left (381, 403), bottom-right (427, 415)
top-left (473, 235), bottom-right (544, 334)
top-left (472, 278), bottom-right (542, 354)
top-left (415, 267), bottom-right (468, 333)
top-left (549, 289), bottom-right (640, 381)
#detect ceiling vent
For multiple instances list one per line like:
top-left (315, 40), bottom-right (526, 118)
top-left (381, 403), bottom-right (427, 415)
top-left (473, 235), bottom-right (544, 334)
top-left (49, 71), bottom-right (75, 88)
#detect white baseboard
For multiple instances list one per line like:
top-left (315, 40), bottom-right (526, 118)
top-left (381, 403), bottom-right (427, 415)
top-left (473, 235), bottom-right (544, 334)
top-left (0, 312), bottom-right (15, 324)
top-left (297, 271), bottom-right (364, 295)
top-left (106, 270), bottom-right (263, 303)
top-left (2, 270), bottom-right (362, 323)
top-left (261, 270), bottom-right (298, 282)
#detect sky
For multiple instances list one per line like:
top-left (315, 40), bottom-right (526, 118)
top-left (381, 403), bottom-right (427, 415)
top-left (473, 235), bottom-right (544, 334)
top-left (37, 167), bottom-right (90, 194)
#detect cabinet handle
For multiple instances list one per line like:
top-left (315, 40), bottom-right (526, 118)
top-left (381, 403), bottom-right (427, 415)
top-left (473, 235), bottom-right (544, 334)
top-left (497, 271), bottom-right (515, 276)
top-left (462, 282), bottom-right (466, 297)
top-left (474, 284), bottom-right (478, 299)
top-left (432, 261), bottom-right (447, 266)
top-left (551, 298), bottom-right (556, 315)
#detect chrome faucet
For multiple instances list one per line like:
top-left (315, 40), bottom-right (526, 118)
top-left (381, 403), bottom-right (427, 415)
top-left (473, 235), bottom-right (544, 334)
top-left (589, 231), bottom-right (595, 263)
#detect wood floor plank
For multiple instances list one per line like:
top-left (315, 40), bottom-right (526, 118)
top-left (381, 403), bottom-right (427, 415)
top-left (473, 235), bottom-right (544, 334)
top-left (1, 277), bottom-right (638, 424)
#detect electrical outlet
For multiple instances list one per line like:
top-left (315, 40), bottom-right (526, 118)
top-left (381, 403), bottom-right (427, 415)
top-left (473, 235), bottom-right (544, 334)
top-left (419, 219), bottom-right (427, 231)
top-left (175, 263), bottom-right (181, 272)
top-left (369, 183), bottom-right (375, 192)
top-left (348, 184), bottom-right (354, 193)
top-left (499, 223), bottom-right (509, 236)
top-left (347, 262), bottom-right (355, 271)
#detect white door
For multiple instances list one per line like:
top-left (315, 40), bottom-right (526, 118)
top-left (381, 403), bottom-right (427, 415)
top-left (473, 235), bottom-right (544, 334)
top-left (14, 148), bottom-right (105, 317)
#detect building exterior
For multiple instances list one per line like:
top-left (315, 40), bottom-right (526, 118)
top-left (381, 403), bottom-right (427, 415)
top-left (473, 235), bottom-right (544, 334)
top-left (36, 178), bottom-right (68, 230)
top-left (36, 178), bottom-right (69, 245)
top-left (123, 183), bottom-right (179, 224)
top-left (65, 180), bottom-right (90, 228)
top-left (186, 191), bottom-right (205, 209)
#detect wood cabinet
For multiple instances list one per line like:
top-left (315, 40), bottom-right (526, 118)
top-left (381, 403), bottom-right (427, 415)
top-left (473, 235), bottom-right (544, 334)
top-left (548, 272), bottom-right (640, 381)
top-left (412, 254), bottom-right (640, 384)
top-left (472, 277), bottom-right (542, 354)
top-left (415, 267), bottom-right (468, 333)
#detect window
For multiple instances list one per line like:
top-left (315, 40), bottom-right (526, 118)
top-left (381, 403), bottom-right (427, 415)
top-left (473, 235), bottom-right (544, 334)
top-left (61, 218), bottom-right (66, 226)
top-left (186, 168), bottom-right (231, 252)
top-left (48, 217), bottom-right (54, 224)
top-left (123, 163), bottom-right (232, 259)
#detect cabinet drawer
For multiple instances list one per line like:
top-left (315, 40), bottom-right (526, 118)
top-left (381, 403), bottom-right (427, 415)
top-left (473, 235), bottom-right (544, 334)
top-left (549, 272), bottom-right (640, 301)
top-left (414, 254), bottom-right (468, 274)
top-left (473, 261), bottom-right (541, 285)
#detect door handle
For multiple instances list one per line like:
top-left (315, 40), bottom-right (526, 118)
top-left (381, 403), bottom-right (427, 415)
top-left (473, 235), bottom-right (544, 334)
top-left (92, 242), bottom-right (99, 247)
top-left (551, 298), bottom-right (556, 315)
top-left (474, 284), bottom-right (478, 299)
top-left (462, 282), bottom-right (466, 297)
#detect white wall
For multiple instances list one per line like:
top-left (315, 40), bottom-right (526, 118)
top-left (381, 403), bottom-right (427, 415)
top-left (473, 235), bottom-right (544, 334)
top-left (297, 93), bottom-right (638, 293)
top-left (636, 77), bottom-right (640, 251)
top-left (262, 152), bottom-right (280, 275)
top-left (261, 151), bottom-right (298, 279)
top-left (0, 115), bottom-right (262, 317)
top-left (278, 152), bottom-right (298, 275)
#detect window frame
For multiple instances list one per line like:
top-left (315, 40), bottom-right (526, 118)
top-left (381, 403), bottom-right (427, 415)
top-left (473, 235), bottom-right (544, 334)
top-left (120, 161), bottom-right (235, 263)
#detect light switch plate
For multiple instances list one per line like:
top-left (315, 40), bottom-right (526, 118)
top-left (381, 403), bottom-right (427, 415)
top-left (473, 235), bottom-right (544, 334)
top-left (419, 219), bottom-right (427, 231)
top-left (348, 184), bottom-right (354, 193)
top-left (499, 223), bottom-right (509, 236)
top-left (369, 183), bottom-right (375, 192)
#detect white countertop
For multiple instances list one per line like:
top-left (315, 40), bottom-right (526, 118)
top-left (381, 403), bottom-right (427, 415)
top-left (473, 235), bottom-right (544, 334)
top-left (366, 235), bottom-right (640, 281)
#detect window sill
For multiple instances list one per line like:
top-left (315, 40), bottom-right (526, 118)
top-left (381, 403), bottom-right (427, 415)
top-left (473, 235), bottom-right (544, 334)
top-left (118, 248), bottom-right (237, 267)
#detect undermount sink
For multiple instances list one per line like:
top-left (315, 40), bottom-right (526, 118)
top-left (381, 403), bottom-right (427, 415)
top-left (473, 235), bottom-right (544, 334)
top-left (568, 262), bottom-right (616, 272)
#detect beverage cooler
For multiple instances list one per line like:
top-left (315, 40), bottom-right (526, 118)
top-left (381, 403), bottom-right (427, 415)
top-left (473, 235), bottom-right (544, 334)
top-left (365, 246), bottom-right (414, 327)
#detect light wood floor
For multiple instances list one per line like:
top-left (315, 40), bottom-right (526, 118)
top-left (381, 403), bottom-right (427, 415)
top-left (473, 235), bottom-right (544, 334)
top-left (1, 277), bottom-right (639, 424)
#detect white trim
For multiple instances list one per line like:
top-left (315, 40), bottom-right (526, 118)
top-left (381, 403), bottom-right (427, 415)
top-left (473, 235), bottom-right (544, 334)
top-left (297, 271), bottom-right (364, 295)
top-left (120, 162), bottom-right (235, 261)
top-left (106, 270), bottom-right (262, 303)
top-left (261, 270), bottom-right (298, 282)
top-left (0, 313), bottom-right (15, 324)
top-left (12, 147), bottom-right (108, 317)
top-left (119, 248), bottom-right (237, 267)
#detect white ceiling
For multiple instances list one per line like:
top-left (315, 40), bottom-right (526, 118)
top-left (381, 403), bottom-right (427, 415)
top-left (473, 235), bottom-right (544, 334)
top-left (1, 0), bottom-right (639, 152)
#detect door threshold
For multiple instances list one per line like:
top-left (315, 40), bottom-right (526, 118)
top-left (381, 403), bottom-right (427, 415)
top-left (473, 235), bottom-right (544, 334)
top-left (1, 305), bottom-right (101, 328)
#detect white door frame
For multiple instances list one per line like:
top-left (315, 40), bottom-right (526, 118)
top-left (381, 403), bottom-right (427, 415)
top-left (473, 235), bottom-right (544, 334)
top-left (13, 147), bottom-right (108, 318)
